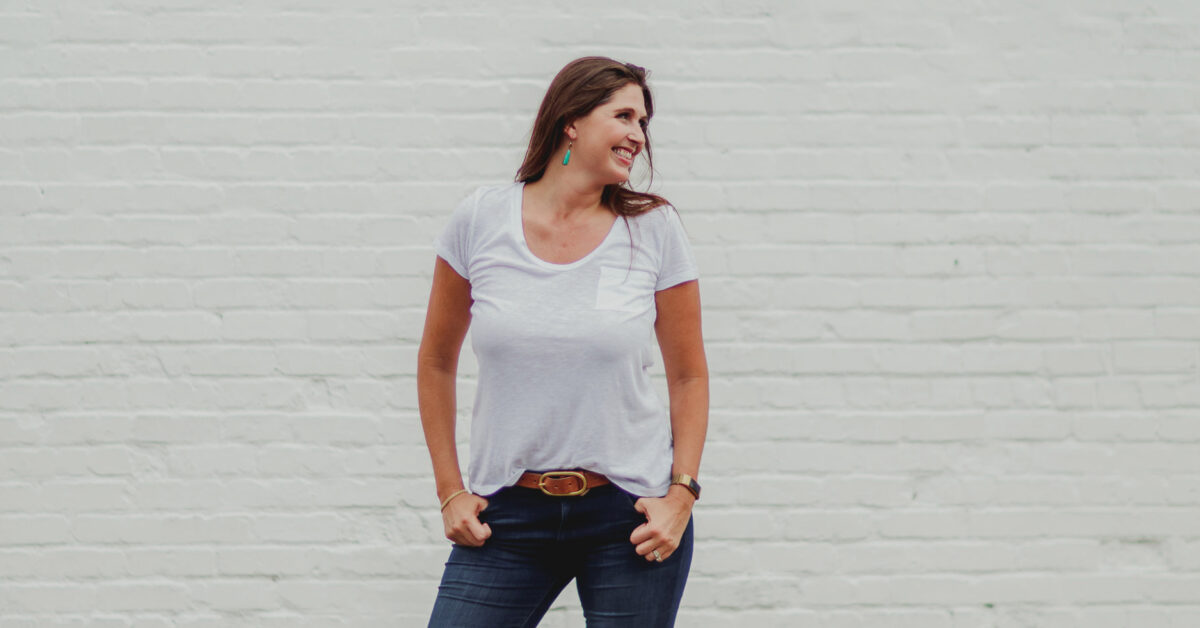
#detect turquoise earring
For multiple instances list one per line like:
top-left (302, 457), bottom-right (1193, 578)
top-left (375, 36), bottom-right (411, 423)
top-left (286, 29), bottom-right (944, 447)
top-left (562, 140), bottom-right (573, 166)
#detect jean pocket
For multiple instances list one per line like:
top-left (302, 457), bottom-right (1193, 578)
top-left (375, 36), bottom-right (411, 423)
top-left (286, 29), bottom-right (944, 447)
top-left (617, 487), bottom-right (643, 511)
top-left (478, 486), bottom-right (512, 521)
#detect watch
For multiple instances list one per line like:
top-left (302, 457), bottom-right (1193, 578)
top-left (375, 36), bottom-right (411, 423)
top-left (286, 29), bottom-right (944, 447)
top-left (670, 473), bottom-right (701, 500)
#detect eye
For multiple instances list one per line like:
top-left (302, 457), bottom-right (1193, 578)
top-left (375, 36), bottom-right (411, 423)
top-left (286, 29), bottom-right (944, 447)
top-left (618, 112), bottom-right (648, 129)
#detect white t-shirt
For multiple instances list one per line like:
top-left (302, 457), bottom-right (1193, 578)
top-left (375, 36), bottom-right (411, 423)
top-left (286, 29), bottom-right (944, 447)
top-left (432, 180), bottom-right (700, 497)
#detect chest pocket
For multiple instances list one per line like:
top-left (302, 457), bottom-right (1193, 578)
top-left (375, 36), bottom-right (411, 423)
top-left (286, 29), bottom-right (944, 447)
top-left (595, 265), bottom-right (656, 312)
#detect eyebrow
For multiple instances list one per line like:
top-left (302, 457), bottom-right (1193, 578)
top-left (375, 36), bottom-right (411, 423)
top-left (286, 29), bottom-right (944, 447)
top-left (615, 107), bottom-right (649, 122)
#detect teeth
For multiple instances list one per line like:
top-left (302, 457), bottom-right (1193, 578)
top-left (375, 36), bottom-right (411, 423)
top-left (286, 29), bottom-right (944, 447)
top-left (613, 148), bottom-right (633, 159)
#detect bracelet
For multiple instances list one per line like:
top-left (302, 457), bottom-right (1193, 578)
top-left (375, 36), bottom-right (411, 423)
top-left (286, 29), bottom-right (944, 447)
top-left (439, 488), bottom-right (470, 511)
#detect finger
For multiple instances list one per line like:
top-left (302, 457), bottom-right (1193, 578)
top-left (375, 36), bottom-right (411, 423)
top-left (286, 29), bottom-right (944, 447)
top-left (650, 542), bottom-right (674, 562)
top-left (642, 545), bottom-right (668, 562)
top-left (478, 522), bottom-right (492, 541)
top-left (634, 498), bottom-right (647, 515)
top-left (629, 522), bottom-right (651, 545)
top-left (636, 534), bottom-right (676, 556)
top-left (450, 529), bottom-right (485, 548)
top-left (466, 517), bottom-right (490, 544)
top-left (636, 522), bottom-right (670, 545)
top-left (445, 515), bottom-right (486, 546)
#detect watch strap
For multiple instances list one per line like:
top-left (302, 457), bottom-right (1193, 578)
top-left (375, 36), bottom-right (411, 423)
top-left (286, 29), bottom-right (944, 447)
top-left (670, 473), bottom-right (701, 500)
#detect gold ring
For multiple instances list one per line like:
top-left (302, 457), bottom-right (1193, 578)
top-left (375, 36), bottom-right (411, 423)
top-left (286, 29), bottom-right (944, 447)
top-left (652, 549), bottom-right (663, 562)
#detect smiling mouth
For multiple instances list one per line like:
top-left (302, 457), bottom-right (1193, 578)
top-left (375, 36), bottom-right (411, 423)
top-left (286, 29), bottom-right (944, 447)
top-left (612, 148), bottom-right (634, 164)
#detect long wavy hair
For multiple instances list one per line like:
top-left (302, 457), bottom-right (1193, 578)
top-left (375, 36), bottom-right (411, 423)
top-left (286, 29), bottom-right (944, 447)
top-left (515, 57), bottom-right (670, 218)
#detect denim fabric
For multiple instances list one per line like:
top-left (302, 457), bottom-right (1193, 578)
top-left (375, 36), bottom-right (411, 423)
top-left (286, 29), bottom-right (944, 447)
top-left (427, 482), bottom-right (694, 627)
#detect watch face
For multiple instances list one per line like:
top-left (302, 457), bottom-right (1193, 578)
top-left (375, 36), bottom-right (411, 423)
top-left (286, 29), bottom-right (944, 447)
top-left (673, 475), bottom-right (700, 499)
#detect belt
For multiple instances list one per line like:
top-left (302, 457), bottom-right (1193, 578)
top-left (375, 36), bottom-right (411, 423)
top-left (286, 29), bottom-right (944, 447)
top-left (515, 469), bottom-right (610, 496)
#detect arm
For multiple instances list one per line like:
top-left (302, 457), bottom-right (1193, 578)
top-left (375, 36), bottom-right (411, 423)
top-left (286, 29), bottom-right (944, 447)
top-left (630, 278), bottom-right (709, 561)
top-left (658, 280), bottom-right (708, 495)
top-left (417, 256), bottom-right (490, 545)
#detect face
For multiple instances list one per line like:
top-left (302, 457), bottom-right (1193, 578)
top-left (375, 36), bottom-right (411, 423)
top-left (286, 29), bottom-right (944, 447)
top-left (566, 82), bottom-right (649, 184)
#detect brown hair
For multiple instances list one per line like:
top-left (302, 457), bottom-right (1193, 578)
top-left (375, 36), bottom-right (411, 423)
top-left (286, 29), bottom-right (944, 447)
top-left (515, 56), bottom-right (670, 218)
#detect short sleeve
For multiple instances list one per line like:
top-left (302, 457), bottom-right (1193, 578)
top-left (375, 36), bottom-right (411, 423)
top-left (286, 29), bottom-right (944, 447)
top-left (655, 206), bottom-right (700, 291)
top-left (432, 188), bottom-right (479, 280)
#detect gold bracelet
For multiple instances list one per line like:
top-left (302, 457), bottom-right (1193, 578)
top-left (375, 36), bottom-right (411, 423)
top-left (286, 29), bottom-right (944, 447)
top-left (440, 488), bottom-right (470, 511)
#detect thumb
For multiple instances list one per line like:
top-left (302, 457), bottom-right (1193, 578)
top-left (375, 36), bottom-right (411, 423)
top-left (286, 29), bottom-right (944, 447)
top-left (466, 517), bottom-right (491, 543)
top-left (634, 498), bottom-right (647, 516)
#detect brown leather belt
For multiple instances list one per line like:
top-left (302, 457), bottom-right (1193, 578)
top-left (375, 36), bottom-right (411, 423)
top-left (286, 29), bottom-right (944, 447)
top-left (515, 469), bottom-right (610, 496)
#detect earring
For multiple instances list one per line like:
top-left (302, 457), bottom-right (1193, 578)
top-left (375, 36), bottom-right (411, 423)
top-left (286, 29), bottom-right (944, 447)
top-left (562, 140), bottom-right (573, 166)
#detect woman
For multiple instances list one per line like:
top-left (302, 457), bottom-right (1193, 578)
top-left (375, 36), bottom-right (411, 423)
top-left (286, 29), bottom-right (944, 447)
top-left (418, 56), bottom-right (708, 627)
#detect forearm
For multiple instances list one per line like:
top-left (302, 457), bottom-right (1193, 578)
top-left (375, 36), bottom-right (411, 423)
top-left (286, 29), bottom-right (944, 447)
top-left (667, 375), bottom-right (708, 481)
top-left (417, 363), bottom-right (466, 501)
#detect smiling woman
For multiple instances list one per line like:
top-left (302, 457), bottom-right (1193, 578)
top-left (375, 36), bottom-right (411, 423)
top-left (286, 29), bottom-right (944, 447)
top-left (515, 57), bottom-right (668, 221)
top-left (419, 56), bottom-right (708, 628)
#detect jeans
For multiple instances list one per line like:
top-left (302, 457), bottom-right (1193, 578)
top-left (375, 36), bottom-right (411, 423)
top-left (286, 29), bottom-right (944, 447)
top-left (427, 482), bottom-right (694, 627)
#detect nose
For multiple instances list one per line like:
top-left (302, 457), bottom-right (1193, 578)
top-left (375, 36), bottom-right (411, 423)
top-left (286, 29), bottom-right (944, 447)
top-left (629, 126), bottom-right (645, 146)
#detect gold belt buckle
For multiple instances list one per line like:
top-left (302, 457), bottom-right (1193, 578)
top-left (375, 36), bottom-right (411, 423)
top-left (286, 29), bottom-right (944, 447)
top-left (538, 470), bottom-right (589, 497)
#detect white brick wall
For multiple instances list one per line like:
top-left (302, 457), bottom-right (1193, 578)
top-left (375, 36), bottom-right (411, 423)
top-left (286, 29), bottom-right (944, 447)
top-left (2, 1), bottom-right (1198, 625)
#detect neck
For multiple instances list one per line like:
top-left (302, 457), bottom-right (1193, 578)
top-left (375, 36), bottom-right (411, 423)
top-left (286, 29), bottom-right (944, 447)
top-left (525, 165), bottom-right (610, 221)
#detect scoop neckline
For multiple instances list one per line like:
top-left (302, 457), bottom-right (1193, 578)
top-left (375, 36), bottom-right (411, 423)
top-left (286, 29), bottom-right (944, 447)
top-left (512, 180), bottom-right (622, 270)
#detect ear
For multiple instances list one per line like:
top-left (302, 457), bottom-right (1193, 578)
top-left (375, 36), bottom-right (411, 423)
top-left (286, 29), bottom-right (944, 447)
top-left (563, 119), bottom-right (577, 141)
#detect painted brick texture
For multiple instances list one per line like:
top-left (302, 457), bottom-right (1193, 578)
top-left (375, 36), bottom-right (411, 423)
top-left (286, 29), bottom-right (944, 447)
top-left (2, 1), bottom-right (1198, 626)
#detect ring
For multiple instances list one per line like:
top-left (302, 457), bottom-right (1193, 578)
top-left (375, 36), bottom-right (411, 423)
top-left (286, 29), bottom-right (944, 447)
top-left (652, 549), bottom-right (663, 562)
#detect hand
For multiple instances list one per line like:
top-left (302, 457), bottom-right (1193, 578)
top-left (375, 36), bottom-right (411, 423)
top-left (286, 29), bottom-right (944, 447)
top-left (441, 491), bottom-right (491, 547)
top-left (629, 485), bottom-right (695, 562)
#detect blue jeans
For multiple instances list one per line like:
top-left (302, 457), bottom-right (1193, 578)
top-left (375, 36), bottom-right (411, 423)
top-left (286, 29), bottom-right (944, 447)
top-left (427, 482), bottom-right (694, 627)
